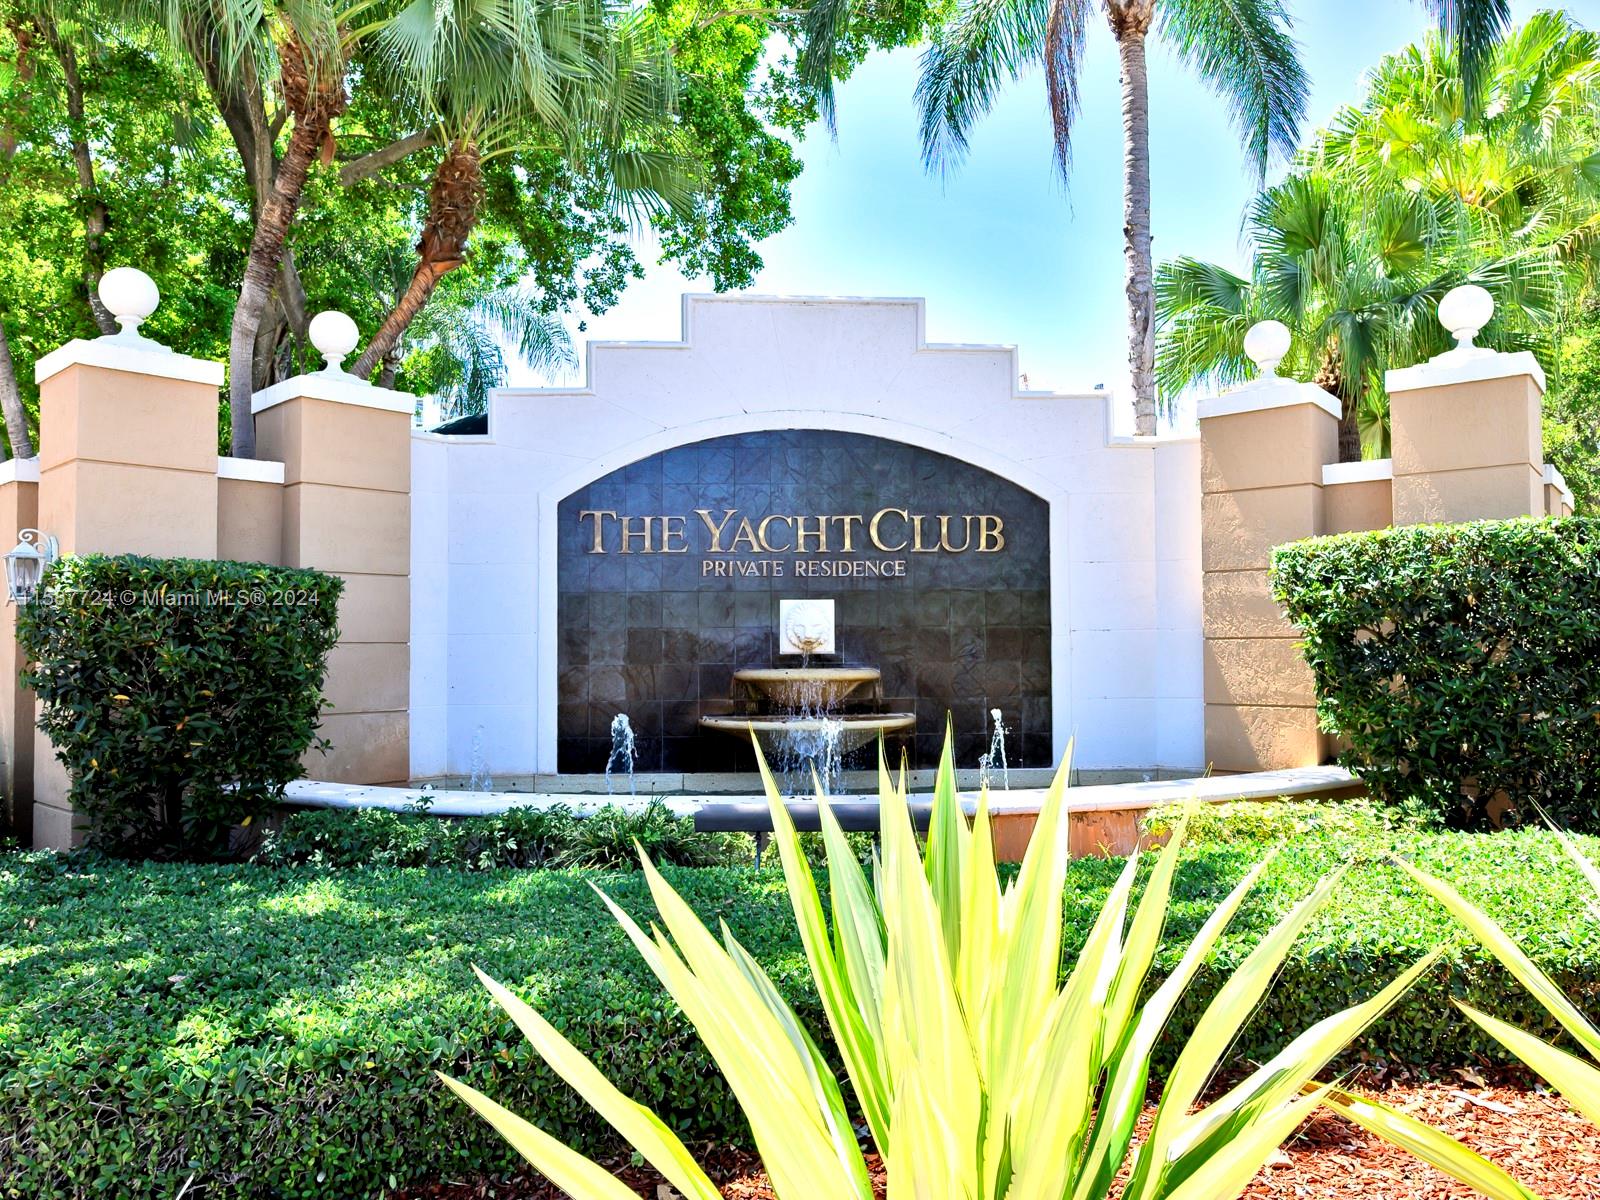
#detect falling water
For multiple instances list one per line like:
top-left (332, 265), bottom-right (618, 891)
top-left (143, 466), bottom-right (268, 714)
top-left (771, 677), bottom-right (844, 794)
top-left (605, 713), bottom-right (637, 796)
top-left (981, 708), bottom-right (1010, 791)
top-left (468, 725), bottom-right (494, 792)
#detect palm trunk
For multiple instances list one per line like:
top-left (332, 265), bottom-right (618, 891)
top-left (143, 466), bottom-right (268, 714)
top-left (1113, 14), bottom-right (1157, 436)
top-left (226, 37), bottom-right (344, 457)
top-left (1313, 353), bottom-right (1362, 462)
top-left (351, 140), bottom-right (484, 379)
top-left (0, 316), bottom-right (34, 459)
top-left (39, 14), bottom-right (114, 334)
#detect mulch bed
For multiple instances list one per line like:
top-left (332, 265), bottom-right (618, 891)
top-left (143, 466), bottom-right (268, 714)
top-left (399, 1071), bottom-right (1596, 1200)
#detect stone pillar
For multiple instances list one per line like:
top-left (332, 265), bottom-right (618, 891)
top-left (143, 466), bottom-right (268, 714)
top-left (0, 459), bottom-right (38, 837)
top-left (253, 312), bottom-right (410, 784)
top-left (29, 269), bottom-right (225, 847)
top-left (1388, 286), bottom-right (1546, 524)
top-left (1199, 322), bottom-right (1340, 772)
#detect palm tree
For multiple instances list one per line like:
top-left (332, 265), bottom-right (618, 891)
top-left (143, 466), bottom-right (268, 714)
top-left (1155, 16), bottom-right (1595, 459)
top-left (797, 0), bottom-right (1512, 436)
top-left (133, 0), bottom-right (658, 457)
top-left (1158, 173), bottom-right (1557, 459)
top-left (398, 279), bottom-right (576, 418)
top-left (349, 4), bottom-right (693, 379)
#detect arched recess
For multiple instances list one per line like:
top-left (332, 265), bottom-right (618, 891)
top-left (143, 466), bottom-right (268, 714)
top-left (534, 409), bottom-right (1074, 771)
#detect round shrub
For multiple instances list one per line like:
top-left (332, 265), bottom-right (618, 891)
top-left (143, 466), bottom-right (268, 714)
top-left (1272, 517), bottom-right (1600, 831)
top-left (16, 555), bottom-right (342, 857)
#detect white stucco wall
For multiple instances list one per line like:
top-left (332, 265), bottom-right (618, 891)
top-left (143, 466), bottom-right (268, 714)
top-left (409, 294), bottom-right (1202, 779)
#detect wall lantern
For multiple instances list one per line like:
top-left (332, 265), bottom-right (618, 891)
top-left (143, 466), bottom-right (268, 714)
top-left (5, 529), bottom-right (59, 604)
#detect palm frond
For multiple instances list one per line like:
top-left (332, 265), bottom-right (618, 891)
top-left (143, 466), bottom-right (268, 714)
top-left (913, 0), bottom-right (1054, 176)
top-left (1157, 0), bottom-right (1308, 177)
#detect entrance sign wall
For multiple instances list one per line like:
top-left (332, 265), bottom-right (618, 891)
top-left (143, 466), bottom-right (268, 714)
top-left (411, 296), bottom-right (1205, 779)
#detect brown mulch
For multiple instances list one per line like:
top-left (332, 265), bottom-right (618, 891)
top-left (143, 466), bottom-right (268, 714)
top-left (397, 1072), bottom-right (1597, 1199)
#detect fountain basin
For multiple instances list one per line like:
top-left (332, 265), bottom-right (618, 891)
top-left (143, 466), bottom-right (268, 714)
top-left (699, 712), bottom-right (915, 755)
top-left (731, 667), bottom-right (881, 708)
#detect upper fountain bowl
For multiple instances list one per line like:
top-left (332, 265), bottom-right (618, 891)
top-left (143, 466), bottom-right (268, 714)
top-left (732, 667), bottom-right (880, 709)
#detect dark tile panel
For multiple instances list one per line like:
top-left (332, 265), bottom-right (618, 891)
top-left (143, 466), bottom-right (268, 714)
top-left (556, 430), bottom-right (1052, 773)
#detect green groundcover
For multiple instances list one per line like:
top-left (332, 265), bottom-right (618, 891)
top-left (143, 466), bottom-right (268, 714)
top-left (1, 825), bottom-right (1596, 1199)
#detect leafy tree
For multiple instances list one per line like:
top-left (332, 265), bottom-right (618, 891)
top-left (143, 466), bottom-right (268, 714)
top-left (0, 0), bottom-right (840, 448)
top-left (348, 6), bottom-right (694, 380)
top-left (1156, 13), bottom-right (1597, 463)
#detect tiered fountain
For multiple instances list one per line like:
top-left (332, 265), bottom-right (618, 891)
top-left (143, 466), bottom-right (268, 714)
top-left (699, 599), bottom-right (914, 788)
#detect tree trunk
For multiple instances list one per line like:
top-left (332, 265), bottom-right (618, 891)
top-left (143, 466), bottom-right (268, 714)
top-left (1313, 352), bottom-right (1362, 462)
top-left (351, 140), bottom-right (485, 379)
top-left (226, 37), bottom-right (344, 457)
top-left (1112, 9), bottom-right (1157, 436)
top-left (39, 14), bottom-right (115, 334)
top-left (0, 315), bottom-right (34, 459)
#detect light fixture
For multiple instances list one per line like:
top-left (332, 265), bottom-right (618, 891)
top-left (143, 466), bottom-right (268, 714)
top-left (5, 529), bottom-right (59, 604)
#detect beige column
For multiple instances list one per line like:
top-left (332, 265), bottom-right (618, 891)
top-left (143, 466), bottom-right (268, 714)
top-left (0, 460), bottom-right (38, 837)
top-left (1199, 325), bottom-right (1340, 773)
top-left (1388, 287), bottom-right (1546, 525)
top-left (253, 315), bottom-right (410, 785)
top-left (29, 271), bottom-right (225, 847)
top-left (1543, 465), bottom-right (1574, 519)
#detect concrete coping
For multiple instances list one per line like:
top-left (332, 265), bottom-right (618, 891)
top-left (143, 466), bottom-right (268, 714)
top-left (281, 764), bottom-right (1361, 820)
top-left (1322, 458), bottom-right (1393, 486)
top-left (1385, 348), bottom-right (1546, 396)
top-left (217, 455), bottom-right (285, 484)
top-left (1197, 377), bottom-right (1341, 423)
top-left (251, 372), bottom-right (416, 417)
top-left (0, 456), bottom-right (41, 485)
top-left (1545, 463), bottom-right (1575, 508)
top-left (33, 337), bottom-right (225, 388)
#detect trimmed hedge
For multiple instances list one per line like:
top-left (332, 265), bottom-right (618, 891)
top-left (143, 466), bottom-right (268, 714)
top-left (16, 555), bottom-right (342, 856)
top-left (1273, 518), bottom-right (1600, 830)
top-left (2, 827), bottom-right (1597, 1198)
top-left (258, 802), bottom-right (748, 870)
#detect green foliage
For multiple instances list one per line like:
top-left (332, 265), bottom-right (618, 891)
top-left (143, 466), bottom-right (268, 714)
top-left (1156, 13), bottom-right (1600, 456)
top-left (260, 803), bottom-right (581, 869)
top-left (1140, 797), bottom-right (1425, 846)
top-left (2, 822), bottom-right (1597, 1197)
top-left (1271, 518), bottom-right (1600, 831)
top-left (551, 799), bottom-right (746, 869)
top-left (1547, 298), bottom-right (1600, 511)
top-left (260, 800), bottom-right (747, 870)
top-left (15, 555), bottom-right (341, 858)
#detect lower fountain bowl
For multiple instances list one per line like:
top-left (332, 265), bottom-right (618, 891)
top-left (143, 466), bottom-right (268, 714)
top-left (699, 712), bottom-right (916, 756)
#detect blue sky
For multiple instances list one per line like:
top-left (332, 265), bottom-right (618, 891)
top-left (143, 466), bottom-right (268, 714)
top-left (512, 0), bottom-right (1556, 431)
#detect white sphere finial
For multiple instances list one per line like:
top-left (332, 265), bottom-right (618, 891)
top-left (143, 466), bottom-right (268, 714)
top-left (309, 310), bottom-right (361, 376)
top-left (1438, 284), bottom-right (1494, 351)
top-left (1243, 320), bottom-right (1291, 379)
top-left (97, 267), bottom-right (161, 344)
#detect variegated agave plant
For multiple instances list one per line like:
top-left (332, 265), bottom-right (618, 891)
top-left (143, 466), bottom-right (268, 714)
top-left (442, 734), bottom-right (1533, 1199)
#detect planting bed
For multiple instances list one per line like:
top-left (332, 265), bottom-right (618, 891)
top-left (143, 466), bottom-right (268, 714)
top-left (394, 1073), bottom-right (1597, 1200)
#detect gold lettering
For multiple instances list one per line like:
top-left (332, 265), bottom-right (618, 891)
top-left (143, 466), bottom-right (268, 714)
top-left (910, 514), bottom-right (939, 553)
top-left (977, 515), bottom-right (1006, 552)
top-left (831, 514), bottom-right (863, 551)
top-left (696, 508), bottom-right (738, 553)
top-left (618, 516), bottom-right (654, 554)
top-left (660, 516), bottom-right (689, 554)
top-left (757, 514), bottom-right (794, 552)
top-left (869, 508), bottom-right (909, 552)
top-left (938, 514), bottom-right (974, 553)
top-left (794, 515), bottom-right (828, 552)
top-left (728, 518), bottom-right (762, 554)
top-left (578, 509), bottom-right (616, 554)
